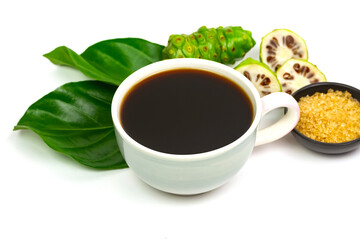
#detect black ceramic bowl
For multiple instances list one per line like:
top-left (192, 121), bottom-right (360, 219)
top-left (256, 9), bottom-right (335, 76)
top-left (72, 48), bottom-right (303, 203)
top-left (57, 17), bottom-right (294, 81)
top-left (291, 82), bottom-right (360, 154)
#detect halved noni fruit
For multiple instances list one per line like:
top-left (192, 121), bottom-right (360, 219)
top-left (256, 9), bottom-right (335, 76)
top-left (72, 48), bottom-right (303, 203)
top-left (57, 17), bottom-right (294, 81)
top-left (276, 58), bottom-right (326, 94)
top-left (260, 29), bottom-right (308, 72)
top-left (235, 58), bottom-right (281, 97)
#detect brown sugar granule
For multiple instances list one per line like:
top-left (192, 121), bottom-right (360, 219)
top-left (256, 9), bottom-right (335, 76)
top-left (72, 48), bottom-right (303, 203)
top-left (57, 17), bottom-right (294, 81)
top-left (296, 89), bottom-right (360, 143)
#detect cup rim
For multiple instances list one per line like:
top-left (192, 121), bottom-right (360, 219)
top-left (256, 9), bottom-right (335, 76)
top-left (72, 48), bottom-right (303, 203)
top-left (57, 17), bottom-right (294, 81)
top-left (111, 58), bottom-right (262, 162)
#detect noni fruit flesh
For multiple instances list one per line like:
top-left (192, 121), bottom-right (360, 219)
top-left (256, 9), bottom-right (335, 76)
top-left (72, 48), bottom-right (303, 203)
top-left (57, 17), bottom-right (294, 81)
top-left (276, 58), bottom-right (326, 94)
top-left (235, 58), bottom-right (281, 97)
top-left (260, 29), bottom-right (308, 72)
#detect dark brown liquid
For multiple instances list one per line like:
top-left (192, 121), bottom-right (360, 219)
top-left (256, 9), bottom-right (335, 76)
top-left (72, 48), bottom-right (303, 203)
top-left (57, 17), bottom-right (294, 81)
top-left (120, 69), bottom-right (253, 154)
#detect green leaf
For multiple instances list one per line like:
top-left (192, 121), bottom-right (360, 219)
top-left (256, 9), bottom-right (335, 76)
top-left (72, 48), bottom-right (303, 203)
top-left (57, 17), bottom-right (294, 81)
top-left (44, 38), bottom-right (165, 85)
top-left (14, 81), bottom-right (128, 170)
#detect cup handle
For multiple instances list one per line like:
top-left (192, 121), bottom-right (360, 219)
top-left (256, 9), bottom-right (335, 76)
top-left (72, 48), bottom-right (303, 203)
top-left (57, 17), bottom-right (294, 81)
top-left (255, 92), bottom-right (300, 146)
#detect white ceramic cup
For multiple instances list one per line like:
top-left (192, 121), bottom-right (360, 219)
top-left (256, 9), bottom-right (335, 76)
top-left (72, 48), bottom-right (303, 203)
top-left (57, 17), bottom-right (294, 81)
top-left (111, 59), bottom-right (300, 195)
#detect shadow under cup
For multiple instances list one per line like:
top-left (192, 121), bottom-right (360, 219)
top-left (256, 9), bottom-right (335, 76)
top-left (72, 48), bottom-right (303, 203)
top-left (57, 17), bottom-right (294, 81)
top-left (111, 59), bottom-right (299, 195)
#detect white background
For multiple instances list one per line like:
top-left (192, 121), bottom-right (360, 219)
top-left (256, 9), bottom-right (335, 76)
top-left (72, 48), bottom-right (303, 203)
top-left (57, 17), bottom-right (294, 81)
top-left (1, 0), bottom-right (360, 239)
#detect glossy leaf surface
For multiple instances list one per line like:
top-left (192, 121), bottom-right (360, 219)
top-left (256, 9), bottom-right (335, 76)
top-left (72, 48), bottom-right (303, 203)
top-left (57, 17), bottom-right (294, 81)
top-left (14, 81), bottom-right (127, 169)
top-left (44, 38), bottom-right (164, 85)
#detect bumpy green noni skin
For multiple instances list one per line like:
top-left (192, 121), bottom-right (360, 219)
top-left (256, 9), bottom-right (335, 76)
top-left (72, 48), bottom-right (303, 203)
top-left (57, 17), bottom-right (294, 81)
top-left (162, 26), bottom-right (256, 64)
